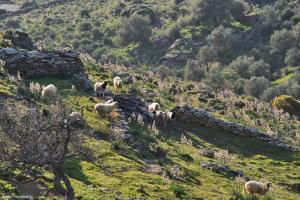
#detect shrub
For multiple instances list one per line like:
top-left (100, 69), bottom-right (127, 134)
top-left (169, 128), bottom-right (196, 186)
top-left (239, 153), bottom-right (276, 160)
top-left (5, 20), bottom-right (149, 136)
top-left (261, 86), bottom-right (286, 102)
top-left (79, 22), bottom-right (92, 32)
top-left (92, 28), bottom-right (104, 40)
top-left (285, 48), bottom-right (300, 66)
top-left (5, 20), bottom-right (20, 29)
top-left (233, 78), bottom-right (246, 95)
top-left (165, 24), bottom-right (181, 40)
top-left (184, 60), bottom-right (206, 81)
top-left (92, 47), bottom-right (106, 60)
top-left (197, 45), bottom-right (214, 64)
top-left (80, 9), bottom-right (90, 18)
top-left (191, 0), bottom-right (228, 25)
top-left (118, 14), bottom-right (152, 45)
top-left (244, 76), bottom-right (270, 98)
top-left (248, 60), bottom-right (271, 78)
top-left (272, 95), bottom-right (300, 116)
top-left (270, 29), bottom-right (295, 55)
top-left (229, 56), bottom-right (255, 79)
top-left (206, 26), bottom-right (240, 62)
top-left (169, 184), bottom-right (189, 199)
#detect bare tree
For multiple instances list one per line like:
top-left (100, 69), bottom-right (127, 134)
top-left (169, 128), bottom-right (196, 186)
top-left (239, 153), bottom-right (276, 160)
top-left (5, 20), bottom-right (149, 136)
top-left (0, 100), bottom-right (85, 199)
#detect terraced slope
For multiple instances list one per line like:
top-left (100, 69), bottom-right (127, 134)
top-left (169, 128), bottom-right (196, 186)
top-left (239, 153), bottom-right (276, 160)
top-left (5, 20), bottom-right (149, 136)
top-left (0, 63), bottom-right (299, 199)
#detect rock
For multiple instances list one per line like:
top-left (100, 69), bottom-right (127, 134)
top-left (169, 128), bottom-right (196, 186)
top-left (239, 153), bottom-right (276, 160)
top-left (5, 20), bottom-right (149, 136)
top-left (153, 36), bottom-right (171, 49)
top-left (75, 74), bottom-right (93, 91)
top-left (200, 149), bottom-right (215, 158)
top-left (2, 30), bottom-right (36, 50)
top-left (161, 49), bottom-right (192, 68)
top-left (2, 47), bottom-right (17, 55)
top-left (201, 161), bottom-right (246, 179)
top-left (1, 48), bottom-right (85, 78)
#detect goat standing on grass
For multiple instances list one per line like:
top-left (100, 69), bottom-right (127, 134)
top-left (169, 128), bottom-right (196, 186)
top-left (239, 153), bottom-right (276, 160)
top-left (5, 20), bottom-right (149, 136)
top-left (113, 76), bottom-right (123, 93)
top-left (244, 181), bottom-right (272, 196)
top-left (94, 81), bottom-right (108, 97)
top-left (94, 101), bottom-right (118, 117)
top-left (42, 84), bottom-right (57, 99)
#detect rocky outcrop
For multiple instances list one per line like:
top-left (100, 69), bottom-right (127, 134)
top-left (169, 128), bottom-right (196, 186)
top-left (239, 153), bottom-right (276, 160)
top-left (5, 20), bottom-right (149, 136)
top-left (160, 39), bottom-right (193, 68)
top-left (171, 106), bottom-right (299, 152)
top-left (201, 161), bottom-right (246, 179)
top-left (0, 47), bottom-right (85, 78)
top-left (2, 30), bottom-right (36, 50)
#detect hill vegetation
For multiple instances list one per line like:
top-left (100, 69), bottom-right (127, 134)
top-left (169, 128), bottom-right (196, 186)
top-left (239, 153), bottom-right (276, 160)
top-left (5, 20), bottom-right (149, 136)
top-left (0, 0), bottom-right (300, 199)
top-left (1, 0), bottom-right (300, 101)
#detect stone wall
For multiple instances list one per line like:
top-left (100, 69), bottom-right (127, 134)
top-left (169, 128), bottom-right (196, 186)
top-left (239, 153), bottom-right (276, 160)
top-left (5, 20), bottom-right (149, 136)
top-left (172, 106), bottom-right (299, 152)
top-left (0, 47), bottom-right (85, 78)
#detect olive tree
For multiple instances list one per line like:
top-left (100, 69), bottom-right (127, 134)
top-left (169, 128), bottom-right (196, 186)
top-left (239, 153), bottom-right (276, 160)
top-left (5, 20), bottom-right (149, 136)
top-left (118, 14), bottom-right (152, 45)
top-left (244, 76), bottom-right (270, 97)
top-left (0, 101), bottom-right (85, 200)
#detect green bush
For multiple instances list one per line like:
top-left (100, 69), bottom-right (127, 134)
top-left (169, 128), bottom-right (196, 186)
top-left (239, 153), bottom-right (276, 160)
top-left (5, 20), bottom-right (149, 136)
top-left (272, 95), bottom-right (300, 116)
top-left (169, 184), bottom-right (190, 199)
top-left (165, 24), bottom-right (181, 40)
top-left (118, 14), bottom-right (152, 45)
top-left (79, 22), bottom-right (92, 32)
top-left (244, 76), bottom-right (270, 98)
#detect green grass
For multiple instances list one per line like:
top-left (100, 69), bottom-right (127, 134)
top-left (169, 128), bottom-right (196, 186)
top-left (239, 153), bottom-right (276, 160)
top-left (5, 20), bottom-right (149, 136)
top-left (273, 73), bottom-right (295, 85)
top-left (0, 70), bottom-right (299, 199)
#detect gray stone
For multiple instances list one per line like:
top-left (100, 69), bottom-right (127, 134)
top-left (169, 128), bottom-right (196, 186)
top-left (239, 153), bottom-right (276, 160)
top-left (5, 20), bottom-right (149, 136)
top-left (3, 48), bottom-right (17, 55)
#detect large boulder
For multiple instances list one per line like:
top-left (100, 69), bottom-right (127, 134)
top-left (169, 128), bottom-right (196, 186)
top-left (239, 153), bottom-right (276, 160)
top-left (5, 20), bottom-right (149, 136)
top-left (160, 39), bottom-right (193, 68)
top-left (2, 30), bottom-right (36, 50)
top-left (0, 47), bottom-right (85, 78)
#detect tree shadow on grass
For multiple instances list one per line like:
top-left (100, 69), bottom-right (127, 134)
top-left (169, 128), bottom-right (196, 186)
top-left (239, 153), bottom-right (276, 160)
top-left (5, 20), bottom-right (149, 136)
top-left (64, 158), bottom-right (92, 185)
top-left (177, 123), bottom-right (300, 163)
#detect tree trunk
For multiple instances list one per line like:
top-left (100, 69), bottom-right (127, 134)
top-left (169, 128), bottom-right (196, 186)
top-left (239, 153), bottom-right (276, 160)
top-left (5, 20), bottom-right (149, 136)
top-left (53, 167), bottom-right (67, 196)
top-left (52, 166), bottom-right (74, 200)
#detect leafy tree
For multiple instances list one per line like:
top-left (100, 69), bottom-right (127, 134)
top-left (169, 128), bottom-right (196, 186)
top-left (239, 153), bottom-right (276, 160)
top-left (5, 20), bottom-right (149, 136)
top-left (285, 48), bottom-right (300, 66)
top-left (270, 29), bottom-right (295, 55)
top-left (229, 56), bottom-right (255, 79)
top-left (206, 26), bottom-right (240, 62)
top-left (233, 78), bottom-right (247, 95)
top-left (244, 76), bottom-right (270, 97)
top-left (184, 60), bottom-right (206, 81)
top-left (261, 85), bottom-right (286, 102)
top-left (258, 6), bottom-right (280, 36)
top-left (191, 0), bottom-right (246, 26)
top-left (197, 45), bottom-right (214, 65)
top-left (165, 24), bottom-right (181, 41)
top-left (230, 0), bottom-right (248, 20)
top-left (118, 14), bottom-right (152, 45)
top-left (248, 59), bottom-right (271, 78)
top-left (0, 101), bottom-right (86, 200)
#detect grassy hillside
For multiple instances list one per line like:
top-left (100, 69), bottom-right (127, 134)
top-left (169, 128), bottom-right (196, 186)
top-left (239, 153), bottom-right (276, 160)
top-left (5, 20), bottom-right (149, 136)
top-left (0, 61), bottom-right (299, 199)
top-left (0, 0), bottom-right (300, 199)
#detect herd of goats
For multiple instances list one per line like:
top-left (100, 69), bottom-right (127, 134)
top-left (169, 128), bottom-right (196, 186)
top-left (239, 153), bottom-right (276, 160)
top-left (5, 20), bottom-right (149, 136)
top-left (39, 76), bottom-right (273, 196)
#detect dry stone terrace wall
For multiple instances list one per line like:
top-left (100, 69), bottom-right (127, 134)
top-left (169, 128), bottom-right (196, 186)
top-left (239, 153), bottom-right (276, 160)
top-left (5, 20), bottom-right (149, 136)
top-left (172, 106), bottom-right (299, 152)
top-left (0, 47), bottom-right (85, 78)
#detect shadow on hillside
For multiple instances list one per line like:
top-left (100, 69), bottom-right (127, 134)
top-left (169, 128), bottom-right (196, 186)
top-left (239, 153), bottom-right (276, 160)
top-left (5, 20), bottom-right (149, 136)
top-left (171, 123), bottom-right (299, 163)
top-left (64, 158), bottom-right (92, 185)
